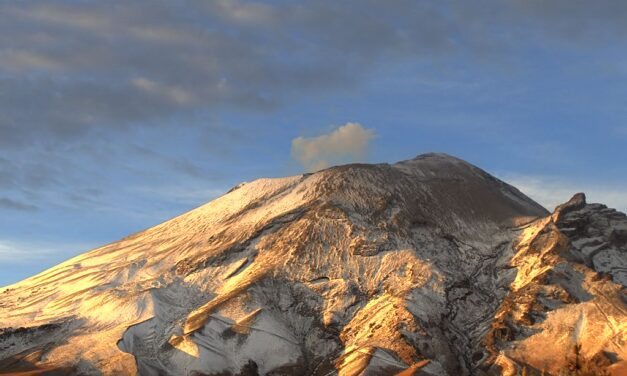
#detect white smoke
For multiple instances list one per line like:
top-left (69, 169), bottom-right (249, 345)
top-left (291, 122), bottom-right (375, 171)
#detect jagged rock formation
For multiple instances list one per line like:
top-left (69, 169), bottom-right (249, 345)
top-left (482, 193), bottom-right (626, 375)
top-left (0, 153), bottom-right (625, 375)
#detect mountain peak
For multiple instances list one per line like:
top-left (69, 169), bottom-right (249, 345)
top-left (0, 156), bottom-right (624, 376)
top-left (411, 151), bottom-right (461, 160)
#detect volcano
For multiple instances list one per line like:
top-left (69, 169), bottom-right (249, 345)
top-left (1, 153), bottom-right (625, 375)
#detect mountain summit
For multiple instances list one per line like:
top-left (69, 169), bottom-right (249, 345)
top-left (1, 153), bottom-right (625, 375)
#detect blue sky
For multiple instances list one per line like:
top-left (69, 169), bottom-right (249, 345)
top-left (1, 1), bottom-right (626, 286)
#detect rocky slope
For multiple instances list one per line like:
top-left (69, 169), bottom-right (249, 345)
top-left (0, 153), bottom-right (624, 375)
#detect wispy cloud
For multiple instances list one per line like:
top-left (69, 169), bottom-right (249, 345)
top-left (502, 174), bottom-right (627, 213)
top-left (291, 123), bottom-right (375, 171)
top-left (0, 239), bottom-right (94, 263)
top-left (131, 185), bottom-right (227, 206)
top-left (4, 1), bottom-right (625, 148)
top-left (0, 197), bottom-right (37, 212)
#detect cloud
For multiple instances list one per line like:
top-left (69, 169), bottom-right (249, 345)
top-left (131, 185), bottom-right (227, 206)
top-left (291, 123), bottom-right (375, 171)
top-left (0, 197), bottom-right (38, 212)
top-left (502, 174), bottom-right (627, 214)
top-left (0, 239), bottom-right (93, 263)
top-left (510, 1), bottom-right (627, 40)
top-left (3, 1), bottom-right (625, 148)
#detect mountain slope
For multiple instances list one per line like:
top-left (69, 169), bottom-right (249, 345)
top-left (0, 153), bottom-right (624, 375)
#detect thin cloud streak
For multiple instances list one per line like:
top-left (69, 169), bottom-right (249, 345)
top-left (131, 185), bottom-right (228, 206)
top-left (502, 174), bottom-right (627, 213)
top-left (0, 197), bottom-right (38, 212)
top-left (0, 239), bottom-right (96, 264)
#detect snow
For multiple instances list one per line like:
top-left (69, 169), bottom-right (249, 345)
top-left (1, 153), bottom-right (624, 375)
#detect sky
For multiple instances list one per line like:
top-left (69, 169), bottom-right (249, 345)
top-left (1, 0), bottom-right (626, 287)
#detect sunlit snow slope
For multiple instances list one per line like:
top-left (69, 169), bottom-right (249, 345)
top-left (0, 153), bottom-right (624, 375)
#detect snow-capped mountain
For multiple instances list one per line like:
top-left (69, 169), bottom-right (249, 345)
top-left (1, 153), bottom-right (625, 375)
